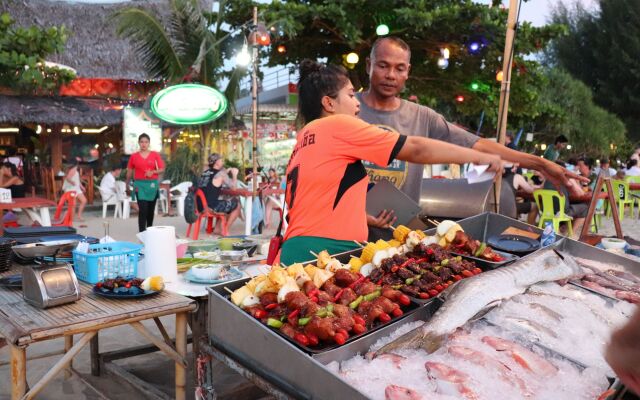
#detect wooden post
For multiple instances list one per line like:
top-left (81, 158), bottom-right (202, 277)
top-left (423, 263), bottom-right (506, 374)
top-left (50, 125), bottom-right (63, 175)
top-left (90, 334), bottom-right (100, 376)
top-left (10, 344), bottom-right (26, 400)
top-left (493, 0), bottom-right (519, 213)
top-left (175, 312), bottom-right (187, 400)
top-left (64, 335), bottom-right (73, 379)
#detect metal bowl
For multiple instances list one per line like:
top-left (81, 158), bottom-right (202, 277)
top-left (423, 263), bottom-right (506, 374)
top-left (219, 250), bottom-right (247, 262)
top-left (12, 240), bottom-right (79, 259)
top-left (232, 240), bottom-right (258, 257)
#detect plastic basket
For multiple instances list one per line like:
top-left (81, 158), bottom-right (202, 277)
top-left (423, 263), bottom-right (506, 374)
top-left (72, 241), bottom-right (142, 284)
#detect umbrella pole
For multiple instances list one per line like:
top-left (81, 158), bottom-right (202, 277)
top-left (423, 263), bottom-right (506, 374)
top-left (494, 0), bottom-right (519, 213)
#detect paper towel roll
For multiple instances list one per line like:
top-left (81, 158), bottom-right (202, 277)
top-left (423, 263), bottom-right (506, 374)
top-left (141, 226), bottom-right (178, 282)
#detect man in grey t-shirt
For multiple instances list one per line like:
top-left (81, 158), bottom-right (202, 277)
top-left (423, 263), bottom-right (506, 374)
top-left (358, 37), bottom-right (586, 231)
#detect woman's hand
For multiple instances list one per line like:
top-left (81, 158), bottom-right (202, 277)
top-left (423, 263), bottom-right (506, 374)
top-left (540, 160), bottom-right (590, 193)
top-left (144, 169), bottom-right (155, 178)
top-left (367, 210), bottom-right (396, 229)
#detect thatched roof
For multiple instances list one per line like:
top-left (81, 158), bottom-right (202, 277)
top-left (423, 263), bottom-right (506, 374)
top-left (0, 94), bottom-right (124, 125)
top-left (2, 0), bottom-right (211, 80)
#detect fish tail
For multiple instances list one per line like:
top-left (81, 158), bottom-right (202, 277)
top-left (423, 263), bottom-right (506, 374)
top-left (375, 330), bottom-right (444, 356)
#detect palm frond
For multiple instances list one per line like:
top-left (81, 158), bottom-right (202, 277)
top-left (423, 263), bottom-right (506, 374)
top-left (111, 8), bottom-right (184, 81)
top-left (222, 67), bottom-right (247, 123)
top-left (170, 0), bottom-right (207, 66)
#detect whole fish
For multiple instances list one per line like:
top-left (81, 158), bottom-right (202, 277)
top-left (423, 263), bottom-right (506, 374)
top-left (502, 316), bottom-right (559, 339)
top-left (615, 290), bottom-right (640, 304)
top-left (481, 336), bottom-right (558, 377)
top-left (607, 269), bottom-right (640, 284)
top-left (375, 249), bottom-right (582, 355)
top-left (425, 361), bottom-right (478, 399)
top-left (384, 385), bottom-right (423, 400)
top-left (577, 262), bottom-right (640, 293)
top-left (583, 274), bottom-right (631, 292)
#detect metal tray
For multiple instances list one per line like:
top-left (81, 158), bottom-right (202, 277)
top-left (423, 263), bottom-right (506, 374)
top-left (451, 249), bottom-right (519, 270)
top-left (11, 239), bottom-right (79, 259)
top-left (210, 277), bottom-right (423, 355)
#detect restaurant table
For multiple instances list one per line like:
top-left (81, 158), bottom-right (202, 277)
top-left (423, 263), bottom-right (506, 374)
top-left (221, 188), bottom-right (285, 236)
top-left (0, 265), bottom-right (196, 400)
top-left (0, 197), bottom-right (56, 235)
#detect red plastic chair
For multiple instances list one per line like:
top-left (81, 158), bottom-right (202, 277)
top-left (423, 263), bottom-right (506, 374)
top-left (186, 189), bottom-right (228, 240)
top-left (52, 191), bottom-right (76, 226)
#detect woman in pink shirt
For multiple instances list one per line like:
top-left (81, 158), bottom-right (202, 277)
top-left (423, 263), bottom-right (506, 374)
top-left (125, 133), bottom-right (165, 232)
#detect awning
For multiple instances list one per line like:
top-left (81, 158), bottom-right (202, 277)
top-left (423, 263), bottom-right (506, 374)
top-left (0, 95), bottom-right (123, 126)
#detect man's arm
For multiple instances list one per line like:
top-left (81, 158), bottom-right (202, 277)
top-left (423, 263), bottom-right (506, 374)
top-left (472, 139), bottom-right (588, 191)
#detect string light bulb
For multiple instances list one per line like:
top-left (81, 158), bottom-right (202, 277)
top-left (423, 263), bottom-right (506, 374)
top-left (376, 23), bottom-right (390, 36)
top-left (236, 42), bottom-right (251, 66)
top-left (437, 57), bottom-right (449, 69)
top-left (277, 45), bottom-right (286, 54)
top-left (346, 52), bottom-right (359, 64)
top-left (496, 70), bottom-right (504, 82)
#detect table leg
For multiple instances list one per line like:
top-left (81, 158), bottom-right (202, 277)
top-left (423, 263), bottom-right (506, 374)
top-left (90, 333), bottom-right (100, 376)
top-left (244, 195), bottom-right (253, 236)
top-left (10, 343), bottom-right (26, 400)
top-left (64, 335), bottom-right (73, 379)
top-left (175, 312), bottom-right (187, 400)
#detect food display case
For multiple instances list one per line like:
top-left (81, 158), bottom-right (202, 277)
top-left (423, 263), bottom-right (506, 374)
top-left (205, 213), bottom-right (633, 400)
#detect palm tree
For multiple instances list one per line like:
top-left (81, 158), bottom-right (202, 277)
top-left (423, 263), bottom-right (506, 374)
top-left (112, 0), bottom-right (246, 163)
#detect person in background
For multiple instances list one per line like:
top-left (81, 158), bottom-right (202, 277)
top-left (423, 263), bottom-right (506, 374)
top-left (197, 153), bottom-right (241, 235)
top-left (503, 164), bottom-right (539, 224)
top-left (594, 159), bottom-right (617, 177)
top-left (62, 160), bottom-right (87, 221)
top-left (543, 135), bottom-right (569, 161)
top-left (606, 307), bottom-right (640, 395)
top-left (355, 37), bottom-right (585, 235)
top-left (125, 133), bottom-right (165, 232)
top-left (0, 162), bottom-right (25, 198)
top-left (100, 166), bottom-right (122, 197)
top-left (505, 132), bottom-right (517, 150)
top-left (626, 159), bottom-right (640, 177)
top-left (263, 168), bottom-right (282, 229)
top-left (576, 157), bottom-right (595, 189)
top-left (542, 161), bottom-right (588, 236)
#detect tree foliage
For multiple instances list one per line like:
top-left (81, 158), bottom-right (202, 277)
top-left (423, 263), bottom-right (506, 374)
top-left (548, 0), bottom-right (640, 140)
top-left (224, 0), bottom-right (565, 134)
top-left (0, 12), bottom-right (75, 94)
top-left (531, 69), bottom-right (625, 157)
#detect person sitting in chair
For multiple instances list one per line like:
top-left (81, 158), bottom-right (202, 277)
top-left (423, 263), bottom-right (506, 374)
top-left (197, 153), bottom-right (241, 235)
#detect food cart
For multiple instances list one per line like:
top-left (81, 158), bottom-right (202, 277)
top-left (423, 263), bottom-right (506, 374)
top-left (199, 212), bottom-right (636, 399)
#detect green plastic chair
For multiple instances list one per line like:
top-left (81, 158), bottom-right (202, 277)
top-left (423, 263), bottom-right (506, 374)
top-left (533, 189), bottom-right (573, 236)
top-left (625, 175), bottom-right (640, 217)
top-left (522, 171), bottom-right (535, 183)
top-left (606, 179), bottom-right (634, 220)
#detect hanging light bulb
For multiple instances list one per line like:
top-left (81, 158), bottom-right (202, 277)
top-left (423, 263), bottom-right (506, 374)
top-left (376, 23), bottom-right (390, 36)
top-left (437, 57), bottom-right (449, 69)
top-left (236, 42), bottom-right (251, 66)
top-left (442, 47), bottom-right (450, 59)
top-left (455, 95), bottom-right (465, 103)
top-left (496, 70), bottom-right (504, 82)
top-left (346, 52), bottom-right (359, 64)
top-left (277, 45), bottom-right (286, 54)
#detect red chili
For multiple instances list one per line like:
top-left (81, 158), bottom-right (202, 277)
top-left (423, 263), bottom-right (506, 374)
top-left (453, 275), bottom-right (462, 282)
top-left (309, 296), bottom-right (319, 303)
top-left (461, 270), bottom-right (473, 278)
top-left (473, 267), bottom-right (483, 275)
top-left (265, 303), bottom-right (278, 310)
top-left (287, 309), bottom-right (300, 320)
top-left (428, 289), bottom-right (439, 297)
top-left (426, 248), bottom-right (434, 255)
top-left (390, 265), bottom-right (399, 273)
top-left (419, 292), bottom-right (430, 299)
top-left (253, 309), bottom-right (267, 319)
top-left (307, 333), bottom-right (319, 346)
top-left (398, 294), bottom-right (411, 306)
top-left (353, 315), bottom-right (366, 326)
top-left (348, 275), bottom-right (366, 290)
top-left (294, 333), bottom-right (309, 346)
top-left (400, 258), bottom-right (416, 268)
top-left (391, 308), bottom-right (403, 317)
top-left (308, 288), bottom-right (320, 297)
top-left (337, 328), bottom-right (349, 338)
top-left (333, 289), bottom-right (346, 302)
top-left (434, 284), bottom-right (444, 292)
top-left (379, 312), bottom-right (391, 323)
top-left (334, 333), bottom-right (347, 345)
top-left (352, 324), bottom-right (366, 335)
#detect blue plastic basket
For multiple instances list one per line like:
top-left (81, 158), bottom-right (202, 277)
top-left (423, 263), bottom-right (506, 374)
top-left (72, 241), bottom-right (143, 284)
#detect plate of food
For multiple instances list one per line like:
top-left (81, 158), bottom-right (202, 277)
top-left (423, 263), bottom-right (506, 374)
top-left (93, 276), bottom-right (164, 299)
top-left (184, 266), bottom-right (243, 284)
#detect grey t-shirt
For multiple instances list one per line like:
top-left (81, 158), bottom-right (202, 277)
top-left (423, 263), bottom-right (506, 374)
top-left (356, 93), bottom-right (480, 202)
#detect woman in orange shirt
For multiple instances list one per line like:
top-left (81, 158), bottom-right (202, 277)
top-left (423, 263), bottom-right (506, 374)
top-left (280, 60), bottom-right (502, 264)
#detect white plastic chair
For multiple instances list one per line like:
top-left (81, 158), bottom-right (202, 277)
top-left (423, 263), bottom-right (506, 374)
top-left (170, 181), bottom-right (192, 216)
top-left (99, 185), bottom-right (121, 219)
top-left (115, 181), bottom-right (135, 219)
top-left (156, 180), bottom-right (170, 215)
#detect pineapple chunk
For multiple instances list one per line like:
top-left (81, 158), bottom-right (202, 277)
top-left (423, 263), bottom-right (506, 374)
top-left (444, 224), bottom-right (464, 243)
top-left (230, 286), bottom-right (253, 307)
top-left (316, 250), bottom-right (332, 268)
top-left (312, 268), bottom-right (334, 289)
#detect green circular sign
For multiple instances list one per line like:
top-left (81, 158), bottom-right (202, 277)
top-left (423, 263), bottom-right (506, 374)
top-left (150, 83), bottom-right (228, 125)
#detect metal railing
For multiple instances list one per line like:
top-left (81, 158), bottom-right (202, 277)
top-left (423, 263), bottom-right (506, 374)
top-left (239, 66), bottom-right (298, 95)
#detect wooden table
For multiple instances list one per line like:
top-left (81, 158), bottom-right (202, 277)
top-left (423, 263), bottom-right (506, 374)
top-left (221, 188), bottom-right (285, 235)
top-left (0, 266), bottom-right (196, 400)
top-left (0, 197), bottom-right (56, 234)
